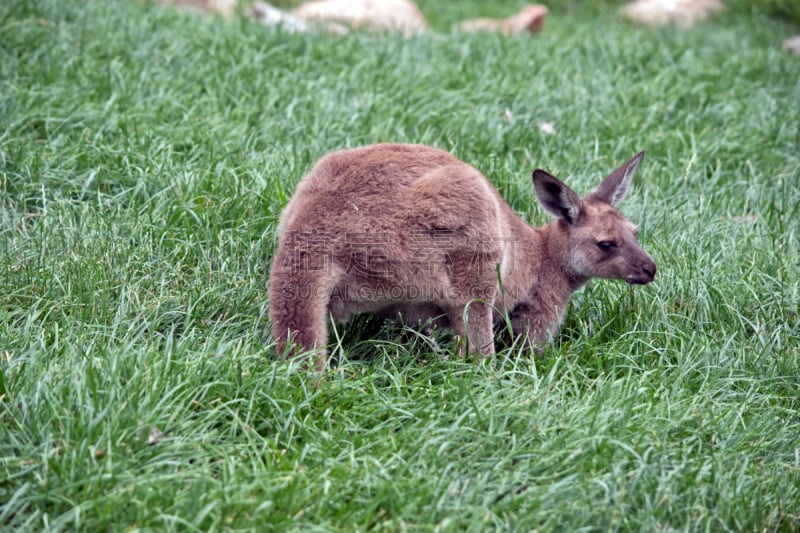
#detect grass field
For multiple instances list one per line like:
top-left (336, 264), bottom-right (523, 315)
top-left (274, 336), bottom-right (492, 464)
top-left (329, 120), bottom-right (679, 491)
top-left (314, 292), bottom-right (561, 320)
top-left (2, 0), bottom-right (799, 530)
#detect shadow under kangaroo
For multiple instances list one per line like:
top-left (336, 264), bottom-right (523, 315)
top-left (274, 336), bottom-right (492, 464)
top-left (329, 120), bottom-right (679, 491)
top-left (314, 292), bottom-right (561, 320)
top-left (269, 144), bottom-right (656, 371)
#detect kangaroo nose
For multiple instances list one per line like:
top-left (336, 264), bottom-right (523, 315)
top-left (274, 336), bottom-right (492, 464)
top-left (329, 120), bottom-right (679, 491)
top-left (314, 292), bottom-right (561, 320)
top-left (642, 261), bottom-right (657, 281)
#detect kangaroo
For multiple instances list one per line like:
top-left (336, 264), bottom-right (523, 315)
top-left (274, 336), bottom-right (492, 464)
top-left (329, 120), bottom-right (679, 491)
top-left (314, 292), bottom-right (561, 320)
top-left (269, 143), bottom-right (656, 371)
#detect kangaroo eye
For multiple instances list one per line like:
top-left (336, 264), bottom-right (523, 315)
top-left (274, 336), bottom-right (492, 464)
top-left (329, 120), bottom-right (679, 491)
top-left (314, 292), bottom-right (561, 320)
top-left (597, 240), bottom-right (616, 252)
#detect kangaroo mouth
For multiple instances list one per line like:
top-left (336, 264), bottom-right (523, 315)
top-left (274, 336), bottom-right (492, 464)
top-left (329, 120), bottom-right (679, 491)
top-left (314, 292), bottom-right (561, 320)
top-left (626, 274), bottom-right (655, 285)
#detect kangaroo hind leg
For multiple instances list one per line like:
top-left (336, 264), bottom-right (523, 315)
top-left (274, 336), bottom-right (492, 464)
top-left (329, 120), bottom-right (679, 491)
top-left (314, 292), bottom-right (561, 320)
top-left (269, 270), bottom-right (336, 372)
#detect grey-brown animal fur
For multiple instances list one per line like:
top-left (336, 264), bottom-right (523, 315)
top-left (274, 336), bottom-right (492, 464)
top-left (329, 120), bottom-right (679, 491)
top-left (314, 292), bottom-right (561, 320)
top-left (269, 143), bottom-right (656, 371)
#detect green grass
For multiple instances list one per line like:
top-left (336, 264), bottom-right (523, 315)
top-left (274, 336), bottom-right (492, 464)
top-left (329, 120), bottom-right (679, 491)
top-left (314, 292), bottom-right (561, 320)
top-left (1, 0), bottom-right (799, 530)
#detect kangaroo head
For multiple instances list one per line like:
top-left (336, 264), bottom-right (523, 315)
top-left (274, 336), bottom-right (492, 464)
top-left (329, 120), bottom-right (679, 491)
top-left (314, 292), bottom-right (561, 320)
top-left (532, 152), bottom-right (657, 285)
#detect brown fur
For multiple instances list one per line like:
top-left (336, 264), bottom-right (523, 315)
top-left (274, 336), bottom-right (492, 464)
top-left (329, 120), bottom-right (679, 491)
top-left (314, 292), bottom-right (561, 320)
top-left (460, 5), bottom-right (549, 35)
top-left (621, 0), bottom-right (725, 28)
top-left (269, 144), bottom-right (656, 371)
top-left (292, 0), bottom-right (427, 35)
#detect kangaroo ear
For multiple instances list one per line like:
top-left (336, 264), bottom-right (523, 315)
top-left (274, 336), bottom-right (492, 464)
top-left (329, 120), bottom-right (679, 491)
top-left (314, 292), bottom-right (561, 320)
top-left (588, 151), bottom-right (645, 207)
top-left (532, 169), bottom-right (583, 225)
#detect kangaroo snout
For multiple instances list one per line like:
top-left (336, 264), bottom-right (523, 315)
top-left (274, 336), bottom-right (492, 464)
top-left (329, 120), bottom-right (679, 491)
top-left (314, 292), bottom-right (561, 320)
top-left (628, 256), bottom-right (657, 285)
